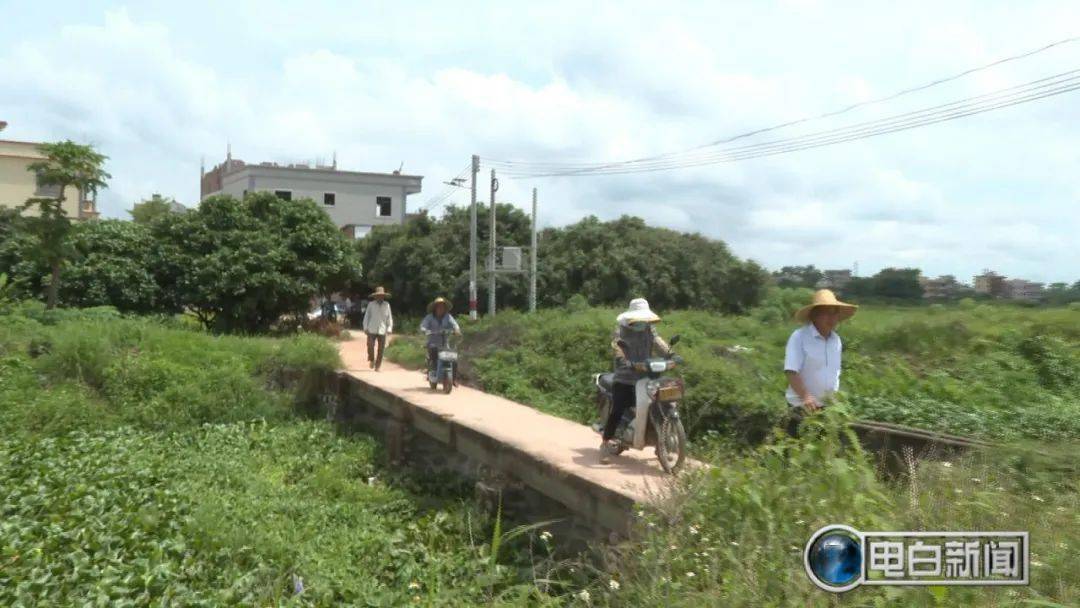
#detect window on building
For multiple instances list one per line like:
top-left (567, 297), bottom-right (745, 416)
top-left (376, 196), bottom-right (392, 217)
top-left (34, 176), bottom-right (61, 198)
top-left (324, 192), bottom-right (336, 206)
top-left (274, 190), bottom-right (292, 201)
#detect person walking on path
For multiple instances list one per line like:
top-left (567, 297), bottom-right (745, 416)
top-left (419, 297), bottom-right (461, 383)
top-left (783, 289), bottom-right (858, 436)
top-left (363, 287), bottom-right (393, 371)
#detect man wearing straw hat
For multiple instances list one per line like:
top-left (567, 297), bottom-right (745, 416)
top-left (783, 289), bottom-right (858, 435)
top-left (600, 298), bottom-right (672, 464)
top-left (363, 287), bottom-right (393, 371)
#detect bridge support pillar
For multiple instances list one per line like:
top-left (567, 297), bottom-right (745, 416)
top-left (386, 419), bottom-right (407, 465)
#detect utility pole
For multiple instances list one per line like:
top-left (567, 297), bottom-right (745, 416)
top-left (529, 188), bottom-right (538, 313)
top-left (488, 169), bottom-right (498, 316)
top-left (468, 155), bottom-right (479, 321)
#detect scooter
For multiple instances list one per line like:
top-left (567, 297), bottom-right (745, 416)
top-left (593, 335), bottom-right (687, 474)
top-left (425, 329), bottom-right (458, 394)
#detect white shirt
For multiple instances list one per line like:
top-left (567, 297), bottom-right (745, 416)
top-left (784, 322), bottom-right (842, 407)
top-left (363, 300), bottom-right (393, 335)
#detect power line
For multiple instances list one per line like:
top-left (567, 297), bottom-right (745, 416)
top-left (484, 35), bottom-right (1080, 175)
top-left (489, 67), bottom-right (1080, 177)
top-left (417, 164), bottom-right (472, 213)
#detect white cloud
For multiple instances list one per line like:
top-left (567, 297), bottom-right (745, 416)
top-left (0, 2), bottom-right (1078, 283)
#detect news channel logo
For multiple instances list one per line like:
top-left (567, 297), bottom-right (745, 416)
top-left (804, 525), bottom-right (1029, 593)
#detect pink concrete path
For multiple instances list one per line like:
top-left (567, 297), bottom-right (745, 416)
top-left (338, 333), bottom-right (684, 505)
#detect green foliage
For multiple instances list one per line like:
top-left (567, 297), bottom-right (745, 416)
top-left (538, 215), bottom-right (767, 313)
top-left (22, 140), bottom-right (112, 310)
top-left (772, 264), bottom-right (823, 289)
top-left (389, 297), bottom-right (1080, 442)
top-left (844, 267), bottom-right (924, 302)
top-left (357, 203), bottom-right (533, 316)
top-left (148, 192), bottom-right (363, 333)
top-left (358, 208), bottom-right (767, 316)
top-left (59, 219), bottom-right (161, 313)
top-left (129, 194), bottom-right (184, 225)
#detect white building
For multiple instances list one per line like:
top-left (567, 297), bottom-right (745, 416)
top-left (200, 153), bottom-right (422, 238)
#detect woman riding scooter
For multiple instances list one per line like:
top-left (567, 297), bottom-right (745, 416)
top-left (600, 298), bottom-right (671, 464)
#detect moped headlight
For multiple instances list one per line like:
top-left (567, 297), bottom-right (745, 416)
top-left (649, 360), bottom-right (668, 373)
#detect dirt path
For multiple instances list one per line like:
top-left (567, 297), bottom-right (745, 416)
top-left (338, 333), bottom-right (684, 505)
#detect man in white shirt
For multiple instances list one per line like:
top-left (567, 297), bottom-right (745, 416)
top-left (783, 289), bottom-right (857, 435)
top-left (363, 287), bottom-right (393, 371)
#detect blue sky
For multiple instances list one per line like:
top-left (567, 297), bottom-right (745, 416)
top-left (1, 0), bottom-right (1078, 283)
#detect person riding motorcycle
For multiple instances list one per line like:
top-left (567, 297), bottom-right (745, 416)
top-left (419, 297), bottom-right (461, 384)
top-left (600, 298), bottom-right (671, 464)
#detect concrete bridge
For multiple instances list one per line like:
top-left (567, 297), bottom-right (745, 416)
top-left (333, 335), bottom-right (688, 538)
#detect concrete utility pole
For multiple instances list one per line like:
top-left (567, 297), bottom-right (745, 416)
top-left (529, 188), bottom-right (538, 313)
top-left (469, 155), bottom-right (479, 321)
top-left (488, 169), bottom-right (498, 316)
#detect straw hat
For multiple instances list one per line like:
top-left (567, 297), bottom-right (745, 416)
top-left (428, 297), bottom-right (452, 313)
top-left (369, 286), bottom-right (390, 298)
top-left (616, 298), bottom-right (661, 325)
top-left (793, 289), bottom-right (858, 323)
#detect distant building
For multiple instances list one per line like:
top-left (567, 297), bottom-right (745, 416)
top-left (919, 274), bottom-right (968, 299)
top-left (200, 150), bottom-right (422, 238)
top-left (1004, 278), bottom-right (1044, 302)
top-left (0, 136), bottom-right (99, 220)
top-left (817, 269), bottom-right (853, 291)
top-left (134, 193), bottom-right (187, 214)
top-left (973, 270), bottom-right (1006, 297)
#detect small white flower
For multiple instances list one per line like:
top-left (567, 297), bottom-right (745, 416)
top-left (970, 478), bottom-right (981, 483)
top-left (954, 488), bottom-right (963, 494)
top-left (647, 522), bottom-right (657, 528)
top-left (576, 589), bottom-right (591, 602)
top-left (1057, 506), bottom-right (1067, 512)
top-left (1000, 512), bottom-right (1009, 518)
top-left (730, 541), bottom-right (739, 547)
top-left (795, 519), bottom-right (806, 525)
top-left (669, 544), bottom-right (678, 551)
top-left (367, 476), bottom-right (377, 485)
top-left (608, 579), bottom-right (620, 591)
top-left (686, 571), bottom-right (696, 578)
top-left (636, 510), bottom-right (645, 517)
top-left (688, 525), bottom-right (699, 535)
top-left (539, 531), bottom-right (553, 542)
top-left (1032, 560), bottom-right (1045, 567)
top-left (408, 581), bottom-right (420, 590)
top-left (1032, 495), bottom-right (1044, 502)
top-left (942, 462), bottom-right (953, 468)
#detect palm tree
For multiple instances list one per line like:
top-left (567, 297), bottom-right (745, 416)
top-left (22, 140), bottom-right (110, 309)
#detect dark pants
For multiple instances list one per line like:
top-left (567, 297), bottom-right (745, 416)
top-left (367, 334), bottom-right (386, 368)
top-left (785, 405), bottom-right (806, 437)
top-left (603, 382), bottom-right (636, 442)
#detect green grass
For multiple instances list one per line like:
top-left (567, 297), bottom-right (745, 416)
top-left (0, 304), bottom-right (556, 606)
top-left (388, 292), bottom-right (1080, 442)
top-left (4, 299), bottom-right (1078, 606)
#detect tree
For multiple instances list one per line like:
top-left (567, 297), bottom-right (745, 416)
top-left (872, 267), bottom-right (924, 300)
top-left (149, 192), bottom-right (362, 333)
top-left (356, 203), bottom-right (533, 315)
top-left (21, 141), bottom-right (110, 309)
top-left (60, 220), bottom-right (161, 313)
top-left (129, 194), bottom-right (184, 225)
top-left (773, 265), bottom-right (823, 289)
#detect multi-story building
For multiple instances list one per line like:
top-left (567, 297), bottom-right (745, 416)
top-left (973, 270), bottom-right (1006, 297)
top-left (1004, 278), bottom-right (1044, 302)
top-left (0, 136), bottom-right (99, 220)
top-left (200, 152), bottom-right (422, 238)
top-left (918, 274), bottom-right (969, 299)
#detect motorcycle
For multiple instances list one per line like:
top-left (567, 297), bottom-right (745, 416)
top-left (593, 335), bottom-right (688, 474)
top-left (424, 329), bottom-right (458, 394)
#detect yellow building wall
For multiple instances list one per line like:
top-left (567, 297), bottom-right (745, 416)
top-left (0, 140), bottom-right (85, 218)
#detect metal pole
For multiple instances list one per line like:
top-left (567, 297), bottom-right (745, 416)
top-left (468, 155), bottom-right (479, 321)
top-left (529, 188), bottom-right (537, 313)
top-left (488, 169), bottom-right (498, 316)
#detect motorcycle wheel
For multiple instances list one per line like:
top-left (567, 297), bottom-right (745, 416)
top-left (441, 373), bottom-right (453, 394)
top-left (655, 417), bottom-right (687, 474)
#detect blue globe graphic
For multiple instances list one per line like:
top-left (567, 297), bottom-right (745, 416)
top-left (810, 533), bottom-right (861, 586)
